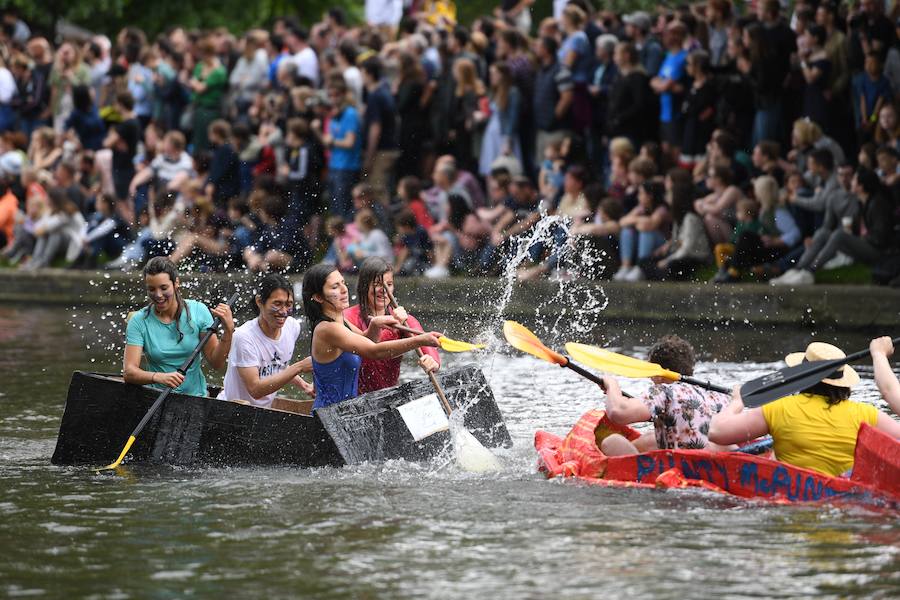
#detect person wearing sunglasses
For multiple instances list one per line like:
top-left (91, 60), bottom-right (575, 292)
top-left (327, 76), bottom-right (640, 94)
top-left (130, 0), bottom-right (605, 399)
top-left (219, 273), bottom-right (313, 407)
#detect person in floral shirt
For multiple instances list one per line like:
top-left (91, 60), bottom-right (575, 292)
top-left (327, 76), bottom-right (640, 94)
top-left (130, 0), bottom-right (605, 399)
top-left (599, 335), bottom-right (734, 455)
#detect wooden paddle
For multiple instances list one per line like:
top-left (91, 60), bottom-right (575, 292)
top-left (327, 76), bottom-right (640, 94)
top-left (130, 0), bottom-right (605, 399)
top-left (502, 321), bottom-right (632, 397)
top-left (740, 336), bottom-right (900, 408)
top-left (101, 293), bottom-right (239, 470)
top-left (383, 284), bottom-right (501, 472)
top-left (382, 285), bottom-right (453, 414)
top-left (564, 343), bottom-right (731, 394)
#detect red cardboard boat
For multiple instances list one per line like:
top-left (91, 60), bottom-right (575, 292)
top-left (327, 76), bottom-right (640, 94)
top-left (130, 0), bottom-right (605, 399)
top-left (535, 410), bottom-right (900, 508)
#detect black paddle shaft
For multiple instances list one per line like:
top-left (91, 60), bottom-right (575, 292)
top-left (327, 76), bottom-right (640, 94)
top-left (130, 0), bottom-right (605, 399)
top-left (127, 293), bottom-right (239, 439)
top-left (741, 336), bottom-right (900, 408)
top-left (680, 375), bottom-right (731, 395)
top-left (563, 360), bottom-right (635, 399)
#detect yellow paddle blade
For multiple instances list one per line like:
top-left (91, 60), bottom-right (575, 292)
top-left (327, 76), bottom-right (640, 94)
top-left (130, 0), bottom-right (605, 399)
top-left (438, 336), bottom-right (485, 353)
top-left (565, 343), bottom-right (680, 381)
top-left (100, 435), bottom-right (136, 471)
top-left (502, 321), bottom-right (567, 365)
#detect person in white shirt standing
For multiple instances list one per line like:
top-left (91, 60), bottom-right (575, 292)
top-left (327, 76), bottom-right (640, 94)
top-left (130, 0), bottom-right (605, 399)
top-left (220, 274), bottom-right (314, 407)
top-left (285, 24), bottom-right (319, 87)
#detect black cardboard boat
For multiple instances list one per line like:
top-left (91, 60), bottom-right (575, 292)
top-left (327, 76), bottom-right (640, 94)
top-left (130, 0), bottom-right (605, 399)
top-left (51, 366), bottom-right (511, 468)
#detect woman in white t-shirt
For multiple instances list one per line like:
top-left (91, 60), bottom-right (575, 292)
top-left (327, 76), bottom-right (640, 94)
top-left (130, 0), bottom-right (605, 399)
top-left (220, 274), bottom-right (313, 407)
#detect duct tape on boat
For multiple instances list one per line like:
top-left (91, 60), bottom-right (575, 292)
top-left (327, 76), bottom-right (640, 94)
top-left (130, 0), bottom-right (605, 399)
top-left (397, 394), bottom-right (450, 441)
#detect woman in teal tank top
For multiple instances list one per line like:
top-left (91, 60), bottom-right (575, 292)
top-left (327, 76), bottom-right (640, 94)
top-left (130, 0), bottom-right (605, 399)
top-left (124, 257), bottom-right (234, 397)
top-left (301, 263), bottom-right (441, 409)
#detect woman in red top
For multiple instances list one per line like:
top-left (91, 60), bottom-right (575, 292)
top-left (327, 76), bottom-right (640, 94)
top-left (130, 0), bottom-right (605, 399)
top-left (343, 257), bottom-right (440, 394)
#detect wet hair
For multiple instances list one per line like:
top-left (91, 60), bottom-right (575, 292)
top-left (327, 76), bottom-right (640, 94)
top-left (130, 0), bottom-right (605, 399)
top-left (356, 256), bottom-right (393, 326)
top-left (142, 256), bottom-right (190, 343)
top-left (302, 262), bottom-right (339, 331)
top-left (255, 273), bottom-right (294, 315)
top-left (648, 335), bottom-right (696, 376)
top-left (803, 381), bottom-right (851, 406)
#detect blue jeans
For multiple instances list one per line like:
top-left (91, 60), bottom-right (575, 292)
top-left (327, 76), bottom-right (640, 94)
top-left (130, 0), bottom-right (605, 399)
top-left (752, 101), bottom-right (783, 147)
top-left (327, 169), bottom-right (359, 222)
top-left (619, 227), bottom-right (665, 264)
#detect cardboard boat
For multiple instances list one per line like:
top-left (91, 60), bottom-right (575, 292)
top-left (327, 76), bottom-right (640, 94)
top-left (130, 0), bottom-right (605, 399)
top-left (534, 410), bottom-right (900, 508)
top-left (52, 366), bottom-right (511, 468)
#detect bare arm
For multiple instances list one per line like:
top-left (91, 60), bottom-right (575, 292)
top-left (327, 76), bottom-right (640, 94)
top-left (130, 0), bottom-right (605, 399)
top-left (871, 337), bottom-right (900, 415)
top-left (602, 376), bottom-right (651, 425)
top-left (316, 321), bottom-right (439, 362)
top-left (236, 360), bottom-right (308, 400)
top-left (201, 303), bottom-right (235, 370)
top-left (708, 390), bottom-right (770, 445)
top-left (123, 344), bottom-right (185, 389)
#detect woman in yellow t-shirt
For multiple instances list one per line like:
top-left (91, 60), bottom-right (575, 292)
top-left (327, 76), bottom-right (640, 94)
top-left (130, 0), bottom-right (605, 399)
top-left (709, 341), bottom-right (900, 477)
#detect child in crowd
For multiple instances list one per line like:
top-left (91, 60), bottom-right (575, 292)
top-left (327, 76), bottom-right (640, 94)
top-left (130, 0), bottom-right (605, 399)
top-left (396, 176), bottom-right (434, 229)
top-left (348, 208), bottom-right (393, 267)
top-left (394, 208), bottom-right (433, 275)
top-left (538, 139), bottom-right (566, 201)
top-left (324, 214), bottom-right (360, 273)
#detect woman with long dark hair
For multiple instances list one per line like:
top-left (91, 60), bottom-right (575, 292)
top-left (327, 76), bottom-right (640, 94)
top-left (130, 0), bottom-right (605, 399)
top-left (344, 257), bottom-right (440, 394)
top-left (123, 256), bottom-right (234, 397)
top-left (709, 341), bottom-right (900, 476)
top-left (394, 51), bottom-right (428, 178)
top-left (302, 263), bottom-right (440, 409)
top-left (219, 274), bottom-right (312, 407)
top-left (478, 62), bottom-right (522, 176)
top-left (637, 181), bottom-right (711, 281)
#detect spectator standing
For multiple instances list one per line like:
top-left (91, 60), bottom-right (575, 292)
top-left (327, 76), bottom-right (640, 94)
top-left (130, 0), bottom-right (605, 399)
top-left (652, 21), bottom-right (689, 164)
top-left (48, 42), bottom-right (91, 132)
top-left (479, 63), bottom-right (522, 176)
top-left (322, 76), bottom-right (362, 221)
top-left (188, 38), bottom-right (227, 153)
top-left (624, 11), bottom-right (663, 77)
top-left (449, 58), bottom-right (485, 174)
top-left (607, 42), bottom-right (656, 149)
top-left (360, 57), bottom-right (399, 207)
top-left (393, 52), bottom-right (428, 179)
top-left (533, 36), bottom-right (574, 170)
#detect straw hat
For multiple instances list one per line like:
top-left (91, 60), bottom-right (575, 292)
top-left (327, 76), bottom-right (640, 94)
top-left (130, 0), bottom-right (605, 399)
top-left (785, 342), bottom-right (859, 388)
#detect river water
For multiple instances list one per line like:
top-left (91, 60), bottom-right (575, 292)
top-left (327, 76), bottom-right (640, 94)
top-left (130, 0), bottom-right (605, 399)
top-left (0, 304), bottom-right (898, 599)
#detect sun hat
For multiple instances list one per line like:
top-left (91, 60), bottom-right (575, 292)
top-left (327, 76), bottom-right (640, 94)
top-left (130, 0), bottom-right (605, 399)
top-left (784, 342), bottom-right (860, 388)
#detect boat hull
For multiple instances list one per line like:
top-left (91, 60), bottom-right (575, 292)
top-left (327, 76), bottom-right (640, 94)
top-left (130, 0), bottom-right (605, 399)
top-left (52, 366), bottom-right (511, 468)
top-left (534, 410), bottom-right (900, 508)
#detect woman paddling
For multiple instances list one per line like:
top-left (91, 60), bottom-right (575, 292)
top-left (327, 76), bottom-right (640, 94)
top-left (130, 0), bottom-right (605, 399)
top-left (219, 274), bottom-right (313, 408)
top-left (344, 257), bottom-right (440, 394)
top-left (709, 340), bottom-right (900, 477)
top-left (124, 257), bottom-right (234, 396)
top-left (301, 263), bottom-right (441, 410)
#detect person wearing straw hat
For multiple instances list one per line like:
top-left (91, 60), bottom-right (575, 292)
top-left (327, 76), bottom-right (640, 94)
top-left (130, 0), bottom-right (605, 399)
top-left (710, 341), bottom-right (900, 477)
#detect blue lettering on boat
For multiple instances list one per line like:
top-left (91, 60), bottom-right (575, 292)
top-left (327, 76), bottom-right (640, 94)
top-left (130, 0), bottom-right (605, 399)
top-left (636, 455), bottom-right (655, 481)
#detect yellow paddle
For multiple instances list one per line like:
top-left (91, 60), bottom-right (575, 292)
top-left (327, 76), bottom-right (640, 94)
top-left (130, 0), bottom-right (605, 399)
top-left (564, 342), bottom-right (730, 393)
top-left (392, 323), bottom-right (485, 353)
top-left (502, 321), bottom-right (628, 396)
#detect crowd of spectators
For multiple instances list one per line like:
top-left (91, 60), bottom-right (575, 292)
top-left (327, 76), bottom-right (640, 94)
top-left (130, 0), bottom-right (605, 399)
top-left (1, 0), bottom-right (899, 286)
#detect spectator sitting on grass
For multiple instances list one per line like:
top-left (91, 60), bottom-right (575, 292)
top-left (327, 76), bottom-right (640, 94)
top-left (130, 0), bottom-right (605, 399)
top-left (772, 167), bottom-right (894, 285)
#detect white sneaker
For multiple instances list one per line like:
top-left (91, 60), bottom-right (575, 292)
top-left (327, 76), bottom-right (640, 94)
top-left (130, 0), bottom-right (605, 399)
top-left (624, 266), bottom-right (645, 282)
top-left (424, 265), bottom-right (449, 279)
top-left (770, 268), bottom-right (800, 286)
top-left (612, 265), bottom-right (631, 281)
top-left (822, 252), bottom-right (854, 270)
top-left (793, 269), bottom-right (815, 285)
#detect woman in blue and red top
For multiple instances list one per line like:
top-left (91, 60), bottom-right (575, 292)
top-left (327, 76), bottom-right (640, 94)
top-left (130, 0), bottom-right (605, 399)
top-left (301, 262), bottom-right (440, 410)
top-left (344, 257), bottom-right (441, 394)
